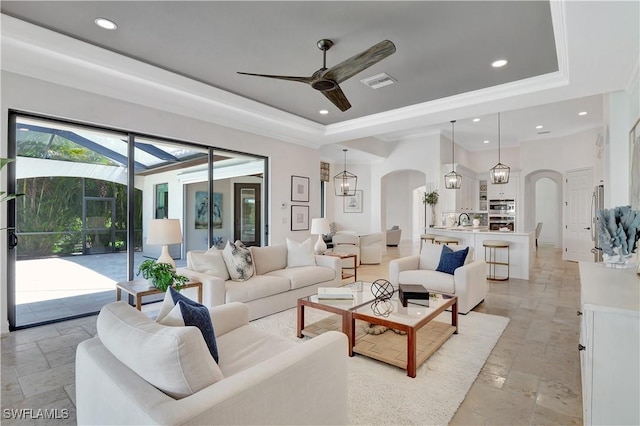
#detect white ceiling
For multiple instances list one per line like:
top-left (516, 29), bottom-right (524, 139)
top-left (1, 1), bottom-right (638, 163)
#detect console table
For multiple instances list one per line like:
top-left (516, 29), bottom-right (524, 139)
top-left (578, 262), bottom-right (639, 425)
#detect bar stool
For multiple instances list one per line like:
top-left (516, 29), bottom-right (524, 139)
top-left (483, 240), bottom-right (510, 281)
top-left (434, 236), bottom-right (459, 245)
top-left (420, 234), bottom-right (438, 250)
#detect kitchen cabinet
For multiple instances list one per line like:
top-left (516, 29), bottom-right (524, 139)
top-left (487, 173), bottom-right (518, 200)
top-left (578, 263), bottom-right (639, 426)
top-left (455, 175), bottom-right (477, 212)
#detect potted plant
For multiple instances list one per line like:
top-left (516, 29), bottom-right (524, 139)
top-left (137, 260), bottom-right (188, 292)
top-left (472, 214), bottom-right (482, 227)
top-left (422, 190), bottom-right (439, 227)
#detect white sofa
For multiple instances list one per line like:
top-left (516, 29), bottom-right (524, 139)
top-left (177, 243), bottom-right (342, 320)
top-left (76, 301), bottom-right (348, 425)
top-left (388, 242), bottom-right (488, 314)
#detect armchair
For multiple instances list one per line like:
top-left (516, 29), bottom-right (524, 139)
top-left (386, 226), bottom-right (402, 246)
top-left (388, 243), bottom-right (487, 314)
top-left (359, 232), bottom-right (383, 264)
top-left (332, 231), bottom-right (360, 266)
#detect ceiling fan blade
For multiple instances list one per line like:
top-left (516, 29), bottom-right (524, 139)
top-left (237, 72), bottom-right (314, 84)
top-left (323, 40), bottom-right (396, 83)
top-left (322, 85), bottom-right (352, 112)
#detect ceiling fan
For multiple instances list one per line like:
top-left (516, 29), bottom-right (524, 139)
top-left (237, 39), bottom-right (396, 112)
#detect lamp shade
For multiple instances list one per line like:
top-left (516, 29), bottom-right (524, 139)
top-left (147, 219), bottom-right (182, 245)
top-left (310, 218), bottom-right (330, 235)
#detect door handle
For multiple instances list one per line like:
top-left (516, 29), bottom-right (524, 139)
top-left (584, 227), bottom-right (591, 230)
top-left (578, 344), bottom-right (586, 351)
top-left (8, 230), bottom-right (18, 250)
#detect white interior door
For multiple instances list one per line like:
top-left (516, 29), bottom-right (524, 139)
top-left (564, 168), bottom-right (594, 262)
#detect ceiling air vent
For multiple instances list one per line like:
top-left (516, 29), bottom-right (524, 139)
top-left (360, 72), bottom-right (396, 89)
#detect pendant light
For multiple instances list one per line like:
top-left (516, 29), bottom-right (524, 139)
top-left (334, 149), bottom-right (357, 196)
top-left (444, 120), bottom-right (462, 189)
top-left (489, 112), bottom-right (510, 184)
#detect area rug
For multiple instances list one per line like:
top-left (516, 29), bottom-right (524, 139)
top-left (251, 307), bottom-right (509, 425)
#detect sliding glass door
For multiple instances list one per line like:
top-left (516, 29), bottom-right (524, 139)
top-left (11, 116), bottom-right (130, 327)
top-left (7, 113), bottom-right (269, 329)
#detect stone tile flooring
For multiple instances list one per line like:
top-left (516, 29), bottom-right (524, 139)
top-left (0, 243), bottom-right (582, 425)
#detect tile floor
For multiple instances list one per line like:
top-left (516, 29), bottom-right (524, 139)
top-left (0, 242), bottom-right (582, 425)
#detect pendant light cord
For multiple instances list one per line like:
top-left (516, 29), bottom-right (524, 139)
top-left (451, 120), bottom-right (456, 168)
top-left (497, 112), bottom-right (501, 163)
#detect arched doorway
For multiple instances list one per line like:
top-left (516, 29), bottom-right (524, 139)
top-left (380, 169), bottom-right (427, 244)
top-left (523, 170), bottom-right (563, 248)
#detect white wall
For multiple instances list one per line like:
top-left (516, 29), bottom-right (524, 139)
top-left (535, 178), bottom-right (559, 246)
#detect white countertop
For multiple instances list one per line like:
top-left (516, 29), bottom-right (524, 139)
top-left (429, 227), bottom-right (534, 237)
top-left (579, 262), bottom-right (640, 312)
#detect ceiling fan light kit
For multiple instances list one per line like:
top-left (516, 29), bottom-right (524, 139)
top-left (334, 149), bottom-right (358, 196)
top-left (445, 120), bottom-right (462, 190)
top-left (237, 39), bottom-right (396, 112)
top-left (490, 112), bottom-right (510, 184)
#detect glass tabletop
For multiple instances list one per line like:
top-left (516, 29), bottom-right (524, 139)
top-left (351, 291), bottom-right (456, 327)
top-left (302, 281), bottom-right (375, 309)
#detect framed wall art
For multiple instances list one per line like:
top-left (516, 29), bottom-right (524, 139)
top-left (344, 190), bottom-right (363, 213)
top-left (291, 175), bottom-right (309, 202)
top-left (291, 205), bottom-right (309, 231)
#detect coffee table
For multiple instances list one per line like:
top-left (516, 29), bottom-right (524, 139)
top-left (297, 281), bottom-right (373, 356)
top-left (350, 292), bottom-right (458, 378)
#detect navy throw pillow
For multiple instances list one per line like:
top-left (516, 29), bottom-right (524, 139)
top-left (435, 245), bottom-right (469, 275)
top-left (169, 288), bottom-right (219, 363)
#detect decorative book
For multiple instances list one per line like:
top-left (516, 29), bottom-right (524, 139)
top-left (317, 287), bottom-right (354, 299)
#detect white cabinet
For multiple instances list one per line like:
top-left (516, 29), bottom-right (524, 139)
top-left (487, 173), bottom-right (518, 200)
top-left (578, 263), bottom-right (640, 426)
top-left (455, 175), bottom-right (477, 212)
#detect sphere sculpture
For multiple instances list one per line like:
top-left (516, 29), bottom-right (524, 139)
top-left (370, 279), bottom-right (394, 317)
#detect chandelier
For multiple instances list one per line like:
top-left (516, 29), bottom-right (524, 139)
top-left (444, 120), bottom-right (462, 189)
top-left (334, 149), bottom-right (357, 196)
top-left (489, 112), bottom-right (510, 184)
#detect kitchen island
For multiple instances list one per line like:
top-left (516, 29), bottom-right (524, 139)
top-left (427, 227), bottom-right (535, 279)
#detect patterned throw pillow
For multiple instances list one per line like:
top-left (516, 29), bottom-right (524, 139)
top-left (157, 288), bottom-right (219, 363)
top-left (435, 245), bottom-right (469, 275)
top-left (222, 240), bottom-right (255, 281)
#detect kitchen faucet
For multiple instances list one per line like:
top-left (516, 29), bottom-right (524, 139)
top-left (458, 213), bottom-right (470, 226)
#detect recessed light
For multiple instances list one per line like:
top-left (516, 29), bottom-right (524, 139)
top-left (579, 111), bottom-right (588, 116)
top-left (473, 118), bottom-right (480, 122)
top-left (95, 17), bottom-right (117, 30)
top-left (491, 59), bottom-right (508, 68)
top-left (483, 140), bottom-right (490, 144)
top-left (319, 110), bottom-right (329, 115)
top-left (536, 125), bottom-right (543, 129)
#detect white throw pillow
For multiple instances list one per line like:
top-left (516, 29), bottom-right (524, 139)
top-left (286, 238), bottom-right (316, 268)
top-left (189, 249), bottom-right (230, 280)
top-left (97, 302), bottom-right (223, 400)
top-left (222, 240), bottom-right (255, 281)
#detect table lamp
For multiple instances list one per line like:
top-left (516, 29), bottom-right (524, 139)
top-left (310, 218), bottom-right (330, 254)
top-left (147, 218), bottom-right (182, 268)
